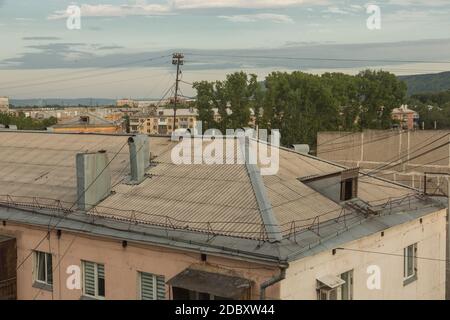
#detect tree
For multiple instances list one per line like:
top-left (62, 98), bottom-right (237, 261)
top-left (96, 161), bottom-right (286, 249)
top-left (263, 71), bottom-right (340, 147)
top-left (192, 81), bottom-right (215, 131)
top-left (321, 72), bottom-right (361, 131)
top-left (0, 112), bottom-right (57, 130)
top-left (357, 70), bottom-right (407, 129)
top-left (193, 71), bottom-right (260, 133)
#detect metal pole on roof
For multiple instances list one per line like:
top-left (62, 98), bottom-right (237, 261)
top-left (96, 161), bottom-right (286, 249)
top-left (172, 53), bottom-right (184, 134)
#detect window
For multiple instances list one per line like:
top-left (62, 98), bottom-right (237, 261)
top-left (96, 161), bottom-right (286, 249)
top-left (33, 251), bottom-right (53, 287)
top-left (404, 243), bottom-right (418, 285)
top-left (340, 177), bottom-right (357, 201)
top-left (138, 272), bottom-right (166, 300)
top-left (316, 272), bottom-right (352, 300)
top-left (82, 261), bottom-right (105, 299)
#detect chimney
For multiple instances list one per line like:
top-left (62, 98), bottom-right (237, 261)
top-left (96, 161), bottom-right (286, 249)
top-left (76, 151), bottom-right (112, 211)
top-left (128, 135), bottom-right (150, 184)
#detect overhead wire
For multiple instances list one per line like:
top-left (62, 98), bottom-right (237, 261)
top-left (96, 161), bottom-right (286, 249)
top-left (1, 54), bottom-right (171, 91)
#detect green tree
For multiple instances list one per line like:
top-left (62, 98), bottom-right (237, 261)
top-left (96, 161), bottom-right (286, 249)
top-left (357, 70), bottom-right (407, 129)
top-left (263, 71), bottom-right (340, 147)
top-left (193, 71), bottom-right (260, 133)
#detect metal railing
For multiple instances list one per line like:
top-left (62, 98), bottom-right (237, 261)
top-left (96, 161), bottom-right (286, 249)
top-left (0, 193), bottom-right (437, 242)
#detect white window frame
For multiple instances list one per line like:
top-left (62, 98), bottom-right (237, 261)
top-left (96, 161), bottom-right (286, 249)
top-left (33, 251), bottom-right (53, 286)
top-left (82, 261), bottom-right (105, 300)
top-left (403, 243), bottom-right (418, 282)
top-left (138, 271), bottom-right (165, 300)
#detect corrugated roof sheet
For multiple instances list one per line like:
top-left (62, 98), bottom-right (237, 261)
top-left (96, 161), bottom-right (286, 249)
top-left (0, 132), bottom-right (166, 206)
top-left (0, 131), bottom-right (423, 242)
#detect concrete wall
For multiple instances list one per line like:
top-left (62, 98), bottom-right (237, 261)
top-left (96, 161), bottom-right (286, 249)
top-left (280, 209), bottom-right (447, 300)
top-left (317, 130), bottom-right (450, 194)
top-left (0, 222), bottom-right (280, 300)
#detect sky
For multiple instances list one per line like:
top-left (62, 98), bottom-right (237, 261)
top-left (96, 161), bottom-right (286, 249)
top-left (1, 0), bottom-right (450, 99)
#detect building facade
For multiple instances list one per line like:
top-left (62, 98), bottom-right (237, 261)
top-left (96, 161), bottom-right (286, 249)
top-left (130, 108), bottom-right (198, 135)
top-left (392, 105), bottom-right (420, 130)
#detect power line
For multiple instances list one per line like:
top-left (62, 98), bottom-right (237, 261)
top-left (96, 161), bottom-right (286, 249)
top-left (15, 141), bottom-right (129, 272)
top-left (16, 59), bottom-right (178, 272)
top-left (365, 133), bottom-right (450, 176)
top-left (368, 140), bottom-right (450, 176)
top-left (318, 130), bottom-right (404, 155)
top-left (7, 72), bottom-right (171, 97)
top-left (337, 247), bottom-right (450, 264)
top-left (0, 55), bottom-right (171, 91)
top-left (27, 71), bottom-right (180, 299)
top-left (185, 52), bottom-right (450, 65)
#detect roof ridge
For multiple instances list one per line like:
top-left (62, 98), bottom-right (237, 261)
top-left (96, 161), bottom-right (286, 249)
top-left (239, 137), bottom-right (282, 243)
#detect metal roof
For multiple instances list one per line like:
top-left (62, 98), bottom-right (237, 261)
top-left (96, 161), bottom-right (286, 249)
top-left (0, 131), bottom-right (438, 249)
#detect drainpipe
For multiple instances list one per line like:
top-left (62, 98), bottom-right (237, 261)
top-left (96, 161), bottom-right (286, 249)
top-left (260, 267), bottom-right (287, 300)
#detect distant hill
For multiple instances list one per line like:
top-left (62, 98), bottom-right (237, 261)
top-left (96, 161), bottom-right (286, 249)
top-left (399, 71), bottom-right (450, 96)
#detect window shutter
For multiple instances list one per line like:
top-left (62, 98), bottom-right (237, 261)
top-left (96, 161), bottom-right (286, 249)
top-left (156, 276), bottom-right (166, 300)
top-left (97, 264), bottom-right (104, 279)
top-left (140, 273), bottom-right (165, 300)
top-left (84, 262), bottom-right (96, 296)
top-left (140, 273), bottom-right (155, 300)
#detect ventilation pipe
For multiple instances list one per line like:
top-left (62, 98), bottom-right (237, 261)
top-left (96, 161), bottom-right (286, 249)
top-left (76, 151), bottom-right (112, 211)
top-left (128, 135), bottom-right (150, 184)
top-left (292, 144), bottom-right (310, 154)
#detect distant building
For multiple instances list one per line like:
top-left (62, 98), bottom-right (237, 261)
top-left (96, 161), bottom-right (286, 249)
top-left (51, 112), bottom-right (124, 134)
top-left (392, 105), bottom-right (419, 130)
top-left (130, 107), bottom-right (198, 135)
top-left (0, 97), bottom-right (9, 112)
top-left (116, 99), bottom-right (138, 108)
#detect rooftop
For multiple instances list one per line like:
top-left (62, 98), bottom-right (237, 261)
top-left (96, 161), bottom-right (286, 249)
top-left (52, 112), bottom-right (121, 128)
top-left (0, 130), bottom-right (443, 264)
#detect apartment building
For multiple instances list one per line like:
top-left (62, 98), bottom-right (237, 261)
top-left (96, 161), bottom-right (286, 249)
top-left (0, 97), bottom-right (9, 113)
top-left (0, 130), bottom-right (447, 300)
top-left (130, 108), bottom-right (198, 135)
top-left (392, 105), bottom-right (420, 130)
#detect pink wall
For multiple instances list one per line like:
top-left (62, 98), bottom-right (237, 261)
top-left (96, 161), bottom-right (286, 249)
top-left (0, 221), bottom-right (281, 300)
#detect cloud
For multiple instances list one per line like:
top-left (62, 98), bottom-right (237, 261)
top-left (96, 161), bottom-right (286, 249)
top-left (23, 36), bottom-right (61, 41)
top-left (324, 7), bottom-right (349, 14)
top-left (218, 13), bottom-right (294, 23)
top-left (48, 0), bottom-right (330, 19)
top-left (387, 0), bottom-right (450, 6)
top-left (48, 3), bottom-right (172, 19)
top-left (96, 45), bottom-right (125, 50)
top-left (171, 0), bottom-right (328, 9)
top-left (15, 17), bottom-right (35, 21)
top-left (6, 38), bottom-right (450, 72)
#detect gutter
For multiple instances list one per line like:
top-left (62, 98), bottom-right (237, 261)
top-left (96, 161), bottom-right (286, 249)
top-left (260, 266), bottom-right (288, 300)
